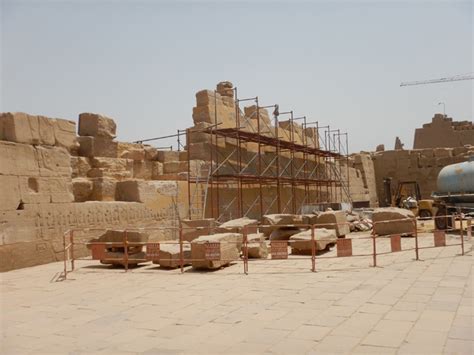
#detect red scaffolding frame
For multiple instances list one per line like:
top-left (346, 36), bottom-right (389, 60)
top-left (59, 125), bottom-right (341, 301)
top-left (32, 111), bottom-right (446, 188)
top-left (187, 88), bottom-right (350, 222)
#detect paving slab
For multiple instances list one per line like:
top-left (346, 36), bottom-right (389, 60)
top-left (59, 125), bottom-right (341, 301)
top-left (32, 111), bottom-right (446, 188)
top-left (1, 233), bottom-right (472, 354)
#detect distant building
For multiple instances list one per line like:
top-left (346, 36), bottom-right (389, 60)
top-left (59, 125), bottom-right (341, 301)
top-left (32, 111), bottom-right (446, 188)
top-left (413, 113), bottom-right (474, 149)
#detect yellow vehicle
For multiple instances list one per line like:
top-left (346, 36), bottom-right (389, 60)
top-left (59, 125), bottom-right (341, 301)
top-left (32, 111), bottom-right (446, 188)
top-left (383, 179), bottom-right (435, 218)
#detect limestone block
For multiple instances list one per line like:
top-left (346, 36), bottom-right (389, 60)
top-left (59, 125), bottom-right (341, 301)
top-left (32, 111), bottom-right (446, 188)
top-left (90, 178), bottom-right (117, 201)
top-left (78, 136), bottom-right (118, 158)
top-left (163, 161), bottom-right (188, 174)
top-left (181, 218), bottom-right (216, 242)
top-left (156, 150), bottom-right (180, 163)
top-left (0, 141), bottom-right (39, 176)
top-left (116, 180), bottom-right (158, 203)
top-left (316, 211), bottom-right (350, 237)
top-left (71, 156), bottom-right (91, 178)
top-left (36, 146), bottom-right (72, 178)
top-left (372, 207), bottom-right (416, 236)
top-left (290, 228), bottom-right (337, 254)
top-left (53, 118), bottom-right (78, 151)
top-left (154, 241), bottom-right (191, 268)
top-left (78, 113), bottom-right (116, 138)
top-left (72, 178), bottom-right (93, 202)
top-left (0, 175), bottom-right (21, 211)
top-left (191, 233), bottom-right (242, 270)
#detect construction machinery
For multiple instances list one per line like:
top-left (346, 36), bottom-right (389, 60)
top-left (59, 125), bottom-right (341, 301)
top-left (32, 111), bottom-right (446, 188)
top-left (400, 72), bottom-right (473, 87)
top-left (432, 156), bottom-right (474, 230)
top-left (383, 178), bottom-right (435, 218)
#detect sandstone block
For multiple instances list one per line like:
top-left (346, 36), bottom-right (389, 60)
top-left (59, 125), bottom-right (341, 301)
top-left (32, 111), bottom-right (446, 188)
top-left (88, 157), bottom-right (133, 180)
top-left (315, 211), bottom-right (350, 237)
top-left (263, 214), bottom-right (304, 226)
top-left (78, 113), bottom-right (116, 138)
top-left (89, 229), bottom-right (148, 266)
top-left (163, 161), bottom-right (188, 174)
top-left (181, 219), bottom-right (216, 242)
top-left (246, 233), bottom-right (268, 259)
top-left (53, 118), bottom-right (78, 151)
top-left (289, 228), bottom-right (337, 254)
top-left (78, 136), bottom-right (118, 158)
top-left (216, 81), bottom-right (234, 98)
top-left (71, 156), bottom-right (91, 178)
top-left (90, 178), bottom-right (117, 201)
top-left (144, 146), bottom-right (158, 160)
top-left (1, 112), bottom-right (48, 145)
top-left (132, 160), bottom-right (154, 180)
top-left (151, 161), bottom-right (164, 179)
top-left (116, 180), bottom-right (158, 203)
top-left (372, 207), bottom-right (416, 236)
top-left (269, 227), bottom-right (304, 240)
top-left (217, 217), bottom-right (258, 233)
top-left (72, 178), bottom-right (93, 202)
top-left (433, 148), bottom-right (453, 158)
top-left (18, 176), bottom-right (73, 204)
top-left (0, 141), bottom-right (39, 176)
top-left (196, 90), bottom-right (219, 106)
top-left (154, 241), bottom-right (191, 268)
top-left (36, 146), bottom-right (72, 178)
top-left (191, 233), bottom-right (242, 270)
top-left (0, 175), bottom-right (21, 211)
top-left (156, 150), bottom-right (180, 163)
top-left (120, 148), bottom-right (146, 160)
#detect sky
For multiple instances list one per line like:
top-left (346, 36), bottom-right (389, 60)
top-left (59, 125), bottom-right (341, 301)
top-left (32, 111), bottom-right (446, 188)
top-left (1, 0), bottom-right (472, 153)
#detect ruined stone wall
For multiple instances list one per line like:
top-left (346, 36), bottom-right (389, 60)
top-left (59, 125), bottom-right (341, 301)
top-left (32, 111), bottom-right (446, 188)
top-left (0, 112), bottom-right (199, 271)
top-left (372, 146), bottom-right (474, 205)
top-left (413, 114), bottom-right (474, 149)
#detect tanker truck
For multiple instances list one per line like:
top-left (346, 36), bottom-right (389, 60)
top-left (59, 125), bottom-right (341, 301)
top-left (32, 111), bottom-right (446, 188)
top-left (432, 156), bottom-right (474, 230)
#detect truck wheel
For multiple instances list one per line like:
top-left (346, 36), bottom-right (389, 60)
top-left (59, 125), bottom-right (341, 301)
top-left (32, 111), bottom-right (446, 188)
top-left (435, 209), bottom-right (452, 230)
top-left (419, 210), bottom-right (432, 219)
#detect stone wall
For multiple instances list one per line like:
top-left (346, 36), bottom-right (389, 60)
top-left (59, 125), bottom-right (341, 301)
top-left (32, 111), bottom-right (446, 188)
top-left (0, 112), bottom-right (195, 271)
top-left (413, 113), bottom-right (474, 149)
top-left (372, 146), bottom-right (474, 205)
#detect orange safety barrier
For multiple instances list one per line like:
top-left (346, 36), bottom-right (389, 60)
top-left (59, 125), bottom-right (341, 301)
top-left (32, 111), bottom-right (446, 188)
top-left (60, 215), bottom-right (470, 280)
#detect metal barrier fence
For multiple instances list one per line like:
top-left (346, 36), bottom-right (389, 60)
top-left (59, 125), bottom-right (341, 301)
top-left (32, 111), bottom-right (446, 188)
top-left (61, 215), bottom-right (472, 280)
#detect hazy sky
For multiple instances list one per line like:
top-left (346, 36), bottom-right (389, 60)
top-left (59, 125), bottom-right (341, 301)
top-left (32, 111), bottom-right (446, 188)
top-left (1, 0), bottom-right (472, 152)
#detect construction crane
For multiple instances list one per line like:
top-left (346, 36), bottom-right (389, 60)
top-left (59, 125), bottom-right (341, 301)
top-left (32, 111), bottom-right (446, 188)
top-left (400, 73), bottom-right (474, 87)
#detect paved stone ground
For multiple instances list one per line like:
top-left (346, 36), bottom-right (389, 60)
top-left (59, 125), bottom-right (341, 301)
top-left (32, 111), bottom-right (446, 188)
top-left (1, 232), bottom-right (472, 354)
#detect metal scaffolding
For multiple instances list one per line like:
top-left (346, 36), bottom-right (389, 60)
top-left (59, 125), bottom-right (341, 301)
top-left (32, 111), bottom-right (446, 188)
top-left (187, 89), bottom-right (350, 222)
